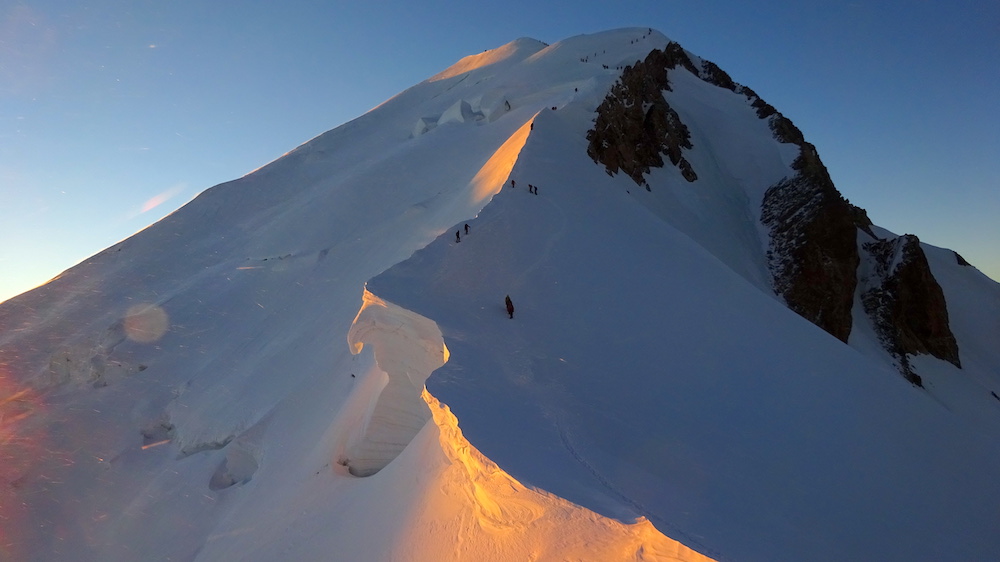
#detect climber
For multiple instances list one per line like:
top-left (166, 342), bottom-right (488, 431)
top-left (464, 223), bottom-right (470, 235)
top-left (505, 295), bottom-right (514, 319)
top-left (456, 231), bottom-right (461, 243)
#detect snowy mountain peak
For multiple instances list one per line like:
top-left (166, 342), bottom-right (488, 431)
top-left (429, 36), bottom-right (549, 82)
top-left (2, 28), bottom-right (999, 562)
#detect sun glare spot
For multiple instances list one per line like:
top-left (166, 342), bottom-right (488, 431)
top-left (133, 182), bottom-right (186, 217)
top-left (0, 367), bottom-right (45, 561)
top-left (123, 303), bottom-right (169, 343)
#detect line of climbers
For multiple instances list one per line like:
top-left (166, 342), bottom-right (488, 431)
top-left (453, 177), bottom-right (542, 319)
top-left (579, 29), bottom-right (654, 63)
top-left (508, 179), bottom-right (538, 195)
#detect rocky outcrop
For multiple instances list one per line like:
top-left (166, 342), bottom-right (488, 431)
top-left (683, 51), bottom-right (872, 343)
top-left (758, 103), bottom-right (959, 379)
top-left (698, 60), bottom-right (737, 91)
top-left (760, 152), bottom-right (860, 343)
top-left (745, 83), bottom-right (874, 343)
top-left (586, 43), bottom-right (698, 189)
top-left (589, 41), bottom-right (957, 369)
top-left (862, 235), bottom-right (961, 385)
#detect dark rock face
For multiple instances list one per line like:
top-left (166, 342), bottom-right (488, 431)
top-left (850, 205), bottom-right (877, 240)
top-left (761, 155), bottom-right (860, 343)
top-left (862, 235), bottom-right (961, 384)
top-left (586, 43), bottom-right (698, 188)
top-left (685, 50), bottom-right (871, 343)
top-left (587, 41), bottom-right (962, 378)
top-left (747, 87), bottom-right (872, 343)
top-left (756, 101), bottom-right (958, 375)
top-left (698, 60), bottom-right (737, 91)
top-left (585, 41), bottom-right (864, 341)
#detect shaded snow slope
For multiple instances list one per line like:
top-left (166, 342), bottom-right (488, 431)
top-left (192, 297), bottom-right (711, 562)
top-left (1, 26), bottom-right (998, 562)
top-left (898, 237), bottom-right (1000, 429)
top-left (366, 80), bottom-right (1000, 561)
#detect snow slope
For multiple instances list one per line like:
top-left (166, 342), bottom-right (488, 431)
top-left (1, 28), bottom-right (998, 561)
top-left (366, 98), bottom-right (1000, 561)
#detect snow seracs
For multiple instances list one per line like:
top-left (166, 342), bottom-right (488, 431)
top-left (413, 91), bottom-right (513, 136)
top-left (342, 289), bottom-right (449, 476)
top-left (340, 289), bottom-right (715, 560)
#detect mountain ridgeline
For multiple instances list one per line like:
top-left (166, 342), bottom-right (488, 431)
top-left (2, 29), bottom-right (997, 562)
top-left (587, 41), bottom-right (960, 384)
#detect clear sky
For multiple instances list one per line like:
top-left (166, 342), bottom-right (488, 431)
top-left (2, 0), bottom-right (997, 303)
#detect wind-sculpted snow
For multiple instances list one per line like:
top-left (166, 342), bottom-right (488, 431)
top-left (343, 290), bottom-right (449, 476)
top-left (335, 288), bottom-right (715, 559)
top-left (412, 92), bottom-right (514, 136)
top-left (405, 390), bottom-right (715, 562)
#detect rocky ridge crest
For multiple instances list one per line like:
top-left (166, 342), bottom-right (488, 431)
top-left (861, 234), bottom-right (961, 385)
top-left (587, 40), bottom-right (963, 383)
top-left (586, 42), bottom-right (698, 189)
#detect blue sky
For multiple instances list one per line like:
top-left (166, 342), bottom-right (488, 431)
top-left (2, 0), bottom-right (997, 303)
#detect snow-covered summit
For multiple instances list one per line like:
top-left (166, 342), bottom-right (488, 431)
top-left (429, 36), bottom-right (549, 82)
top-left (2, 28), bottom-right (999, 561)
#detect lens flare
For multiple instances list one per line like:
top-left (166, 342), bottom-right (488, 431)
top-left (123, 304), bottom-right (169, 343)
top-left (138, 183), bottom-right (186, 214)
top-left (0, 368), bottom-right (45, 561)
